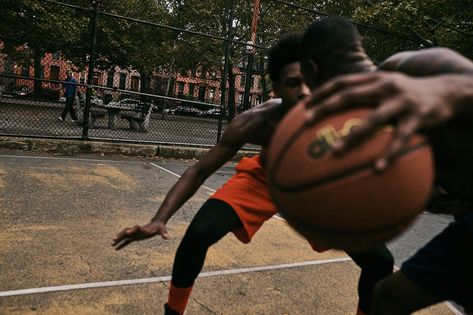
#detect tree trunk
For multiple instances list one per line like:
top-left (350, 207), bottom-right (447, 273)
top-left (33, 50), bottom-right (42, 96)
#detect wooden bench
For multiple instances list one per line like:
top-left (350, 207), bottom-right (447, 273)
top-left (76, 99), bottom-right (107, 128)
top-left (120, 102), bottom-right (153, 132)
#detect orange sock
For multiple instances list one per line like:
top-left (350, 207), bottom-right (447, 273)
top-left (167, 283), bottom-right (193, 314)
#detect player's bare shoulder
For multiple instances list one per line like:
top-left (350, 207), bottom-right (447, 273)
top-left (225, 98), bottom-right (284, 145)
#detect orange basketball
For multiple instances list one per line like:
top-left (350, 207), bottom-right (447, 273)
top-left (267, 102), bottom-right (434, 251)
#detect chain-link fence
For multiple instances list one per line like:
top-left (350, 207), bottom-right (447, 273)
top-left (1, 0), bottom-right (469, 148)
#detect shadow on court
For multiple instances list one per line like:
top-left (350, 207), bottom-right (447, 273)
top-left (0, 152), bottom-right (453, 314)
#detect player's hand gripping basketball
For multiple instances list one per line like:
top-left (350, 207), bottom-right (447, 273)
top-left (304, 72), bottom-right (455, 170)
top-left (112, 220), bottom-right (168, 250)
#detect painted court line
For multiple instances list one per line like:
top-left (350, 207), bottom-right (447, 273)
top-left (0, 258), bottom-right (351, 298)
top-left (150, 162), bottom-right (216, 192)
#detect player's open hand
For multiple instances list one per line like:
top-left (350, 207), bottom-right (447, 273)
top-left (304, 72), bottom-right (455, 170)
top-left (112, 220), bottom-right (169, 250)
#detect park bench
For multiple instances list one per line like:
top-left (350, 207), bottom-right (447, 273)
top-left (76, 98), bottom-right (107, 128)
top-left (89, 108), bottom-right (107, 128)
top-left (120, 102), bottom-right (153, 132)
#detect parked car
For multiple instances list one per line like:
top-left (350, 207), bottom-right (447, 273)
top-left (163, 108), bottom-right (175, 115)
top-left (13, 86), bottom-right (60, 101)
top-left (60, 94), bottom-right (103, 106)
top-left (12, 85), bottom-right (30, 97)
top-left (202, 108), bottom-right (228, 118)
top-left (173, 106), bottom-right (203, 117)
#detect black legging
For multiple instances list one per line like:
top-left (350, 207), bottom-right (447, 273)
top-left (61, 96), bottom-right (78, 120)
top-left (171, 199), bottom-right (394, 313)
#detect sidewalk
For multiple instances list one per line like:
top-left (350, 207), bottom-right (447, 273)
top-left (0, 136), bottom-right (258, 161)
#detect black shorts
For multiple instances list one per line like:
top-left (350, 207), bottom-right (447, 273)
top-left (401, 211), bottom-right (473, 309)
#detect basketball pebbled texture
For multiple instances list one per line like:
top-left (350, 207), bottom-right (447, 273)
top-left (267, 102), bottom-right (434, 250)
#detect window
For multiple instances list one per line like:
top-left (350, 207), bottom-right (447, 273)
top-left (93, 72), bottom-right (100, 85)
top-left (239, 75), bottom-right (245, 88)
top-left (200, 69), bottom-right (206, 80)
top-left (188, 83), bottom-right (195, 97)
top-left (177, 82), bottom-right (184, 97)
top-left (107, 70), bottom-right (115, 87)
top-left (236, 93), bottom-right (243, 105)
top-left (198, 86), bottom-right (206, 102)
top-left (21, 62), bottom-right (30, 77)
top-left (119, 73), bottom-right (126, 89)
top-left (168, 78), bottom-right (175, 96)
top-left (131, 76), bottom-right (140, 91)
top-left (50, 65), bottom-right (60, 80)
top-left (79, 76), bottom-right (85, 84)
top-left (208, 88), bottom-right (215, 102)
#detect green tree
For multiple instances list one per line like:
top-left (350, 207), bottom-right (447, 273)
top-left (0, 0), bottom-right (88, 94)
top-left (352, 0), bottom-right (473, 60)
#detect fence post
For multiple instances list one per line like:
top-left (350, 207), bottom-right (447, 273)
top-left (242, 0), bottom-right (260, 111)
top-left (82, 0), bottom-right (100, 140)
top-left (217, 0), bottom-right (234, 142)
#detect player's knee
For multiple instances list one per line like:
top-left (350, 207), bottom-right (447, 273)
top-left (184, 221), bottom-right (222, 248)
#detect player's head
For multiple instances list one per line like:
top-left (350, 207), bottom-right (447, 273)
top-left (267, 32), bottom-right (310, 107)
top-left (300, 16), bottom-right (373, 88)
top-left (66, 69), bottom-right (72, 77)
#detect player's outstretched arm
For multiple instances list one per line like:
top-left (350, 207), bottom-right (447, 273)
top-left (380, 47), bottom-right (473, 75)
top-left (303, 48), bottom-right (473, 170)
top-left (112, 104), bottom-right (267, 250)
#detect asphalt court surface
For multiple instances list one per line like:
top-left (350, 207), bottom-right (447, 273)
top-left (0, 152), bottom-right (458, 314)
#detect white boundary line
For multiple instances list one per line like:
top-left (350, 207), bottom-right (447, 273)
top-left (0, 258), bottom-right (351, 298)
top-left (149, 162), bottom-right (216, 193)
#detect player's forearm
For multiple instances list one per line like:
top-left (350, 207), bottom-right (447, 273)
top-left (380, 48), bottom-right (473, 76)
top-left (150, 166), bottom-right (208, 224)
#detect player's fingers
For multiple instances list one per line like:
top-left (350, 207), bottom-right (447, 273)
top-left (112, 228), bottom-right (132, 245)
top-left (305, 80), bottom-right (386, 126)
top-left (114, 238), bottom-right (133, 250)
top-left (332, 99), bottom-right (405, 154)
top-left (374, 117), bottom-right (420, 171)
top-left (160, 228), bottom-right (169, 240)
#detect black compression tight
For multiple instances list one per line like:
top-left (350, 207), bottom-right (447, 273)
top-left (348, 246), bottom-right (394, 313)
top-left (171, 199), bottom-right (242, 287)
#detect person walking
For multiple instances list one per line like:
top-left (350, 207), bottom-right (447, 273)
top-left (58, 69), bottom-right (78, 122)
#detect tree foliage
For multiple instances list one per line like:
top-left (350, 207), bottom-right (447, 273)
top-left (1, 0), bottom-right (471, 97)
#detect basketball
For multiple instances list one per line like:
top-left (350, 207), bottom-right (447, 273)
top-left (267, 102), bottom-right (434, 251)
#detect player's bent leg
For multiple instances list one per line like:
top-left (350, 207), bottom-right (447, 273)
top-left (348, 245), bottom-right (394, 314)
top-left (372, 271), bottom-right (442, 315)
top-left (166, 199), bottom-right (242, 314)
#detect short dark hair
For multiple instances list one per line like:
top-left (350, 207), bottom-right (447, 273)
top-left (267, 32), bottom-right (303, 83)
top-left (301, 16), bottom-right (361, 62)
